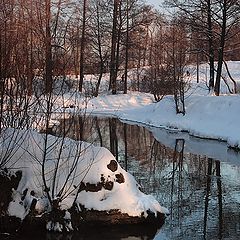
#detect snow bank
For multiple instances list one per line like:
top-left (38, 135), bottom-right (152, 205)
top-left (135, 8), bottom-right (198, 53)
top-left (0, 128), bottom-right (167, 223)
top-left (118, 94), bottom-right (240, 148)
top-left (61, 61), bottom-right (239, 149)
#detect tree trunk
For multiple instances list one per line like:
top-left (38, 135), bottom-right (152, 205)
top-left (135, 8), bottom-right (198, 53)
top-left (124, 0), bottom-right (129, 94)
top-left (207, 0), bottom-right (215, 91)
top-left (115, 0), bottom-right (122, 92)
top-left (45, 0), bottom-right (53, 94)
top-left (214, 0), bottom-right (227, 96)
top-left (223, 60), bottom-right (237, 93)
top-left (109, 0), bottom-right (119, 95)
top-left (0, 32), bottom-right (3, 133)
top-left (74, 27), bottom-right (80, 78)
top-left (79, 0), bottom-right (87, 92)
top-left (95, 2), bottom-right (104, 97)
top-left (27, 3), bottom-right (33, 96)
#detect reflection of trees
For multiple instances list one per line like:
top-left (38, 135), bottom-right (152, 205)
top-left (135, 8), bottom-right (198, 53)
top-left (55, 116), bottom-right (240, 239)
top-left (170, 139), bottom-right (185, 226)
top-left (216, 161), bottom-right (223, 239)
top-left (56, 116), bottom-right (107, 145)
top-left (44, 224), bottom-right (158, 240)
top-left (109, 118), bottom-right (118, 160)
top-left (94, 117), bottom-right (103, 147)
top-left (55, 116), bottom-right (85, 141)
top-left (123, 123), bottom-right (128, 171)
top-left (166, 142), bottom-right (225, 239)
top-left (204, 159), bottom-right (223, 239)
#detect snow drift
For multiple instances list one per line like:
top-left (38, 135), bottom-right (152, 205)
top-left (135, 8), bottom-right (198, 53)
top-left (0, 128), bottom-right (168, 232)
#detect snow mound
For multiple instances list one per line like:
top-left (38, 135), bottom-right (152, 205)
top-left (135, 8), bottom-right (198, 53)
top-left (0, 128), bottom-right (168, 223)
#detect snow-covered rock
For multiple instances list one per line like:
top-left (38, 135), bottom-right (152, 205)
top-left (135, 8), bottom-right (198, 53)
top-left (0, 128), bottom-right (167, 232)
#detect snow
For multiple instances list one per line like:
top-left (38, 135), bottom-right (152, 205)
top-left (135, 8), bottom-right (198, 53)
top-left (53, 61), bottom-right (240, 149)
top-left (8, 190), bottom-right (28, 220)
top-left (2, 61), bottom-right (240, 233)
top-left (60, 92), bottom-right (240, 149)
top-left (147, 126), bottom-right (240, 165)
top-left (118, 94), bottom-right (240, 148)
top-left (1, 128), bottom-right (168, 226)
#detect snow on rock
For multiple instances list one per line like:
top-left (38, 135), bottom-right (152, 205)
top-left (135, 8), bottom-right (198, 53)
top-left (7, 190), bottom-right (28, 220)
top-left (0, 128), bottom-right (167, 229)
top-left (78, 170), bottom-right (168, 217)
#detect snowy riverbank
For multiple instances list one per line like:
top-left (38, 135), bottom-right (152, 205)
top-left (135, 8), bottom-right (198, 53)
top-left (86, 92), bottom-right (240, 149)
top-left (57, 89), bottom-right (240, 149)
top-left (57, 62), bottom-right (240, 149)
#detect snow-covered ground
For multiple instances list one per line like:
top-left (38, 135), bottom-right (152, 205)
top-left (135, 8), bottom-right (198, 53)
top-left (54, 61), bottom-right (240, 149)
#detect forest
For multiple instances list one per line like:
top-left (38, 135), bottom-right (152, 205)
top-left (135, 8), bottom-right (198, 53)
top-left (1, 0), bottom-right (240, 237)
top-left (1, 0), bottom-right (240, 99)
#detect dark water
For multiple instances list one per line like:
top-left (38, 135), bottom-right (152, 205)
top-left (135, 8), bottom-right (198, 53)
top-left (7, 116), bottom-right (240, 240)
top-left (53, 115), bottom-right (240, 240)
top-left (3, 224), bottom-right (158, 240)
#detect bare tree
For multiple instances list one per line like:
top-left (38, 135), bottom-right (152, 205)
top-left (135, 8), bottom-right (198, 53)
top-left (166, 0), bottom-right (240, 95)
top-left (214, 0), bottom-right (240, 95)
top-left (88, 0), bottom-right (112, 96)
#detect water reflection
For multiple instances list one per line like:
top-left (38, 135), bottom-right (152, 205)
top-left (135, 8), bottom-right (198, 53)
top-left (45, 225), bottom-right (157, 240)
top-left (54, 116), bottom-right (240, 240)
top-left (12, 225), bottom-right (158, 240)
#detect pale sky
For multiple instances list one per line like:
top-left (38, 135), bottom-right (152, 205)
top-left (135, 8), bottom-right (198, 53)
top-left (146, 0), bottom-right (162, 9)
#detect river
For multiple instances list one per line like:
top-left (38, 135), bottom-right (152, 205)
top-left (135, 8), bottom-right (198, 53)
top-left (7, 115), bottom-right (240, 240)
top-left (51, 115), bottom-right (240, 240)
